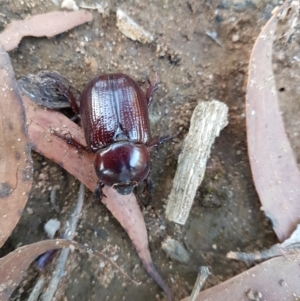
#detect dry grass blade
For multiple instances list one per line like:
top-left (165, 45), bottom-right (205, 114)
top-left (0, 45), bottom-right (33, 247)
top-left (0, 11), bottom-right (93, 51)
top-left (246, 12), bottom-right (300, 242)
top-left (180, 255), bottom-right (300, 301)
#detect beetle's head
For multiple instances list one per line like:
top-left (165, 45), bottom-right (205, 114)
top-left (94, 141), bottom-right (150, 195)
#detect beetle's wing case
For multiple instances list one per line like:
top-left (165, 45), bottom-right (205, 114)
top-left (113, 74), bottom-right (151, 143)
top-left (80, 74), bottom-right (117, 150)
top-left (80, 74), bottom-right (151, 151)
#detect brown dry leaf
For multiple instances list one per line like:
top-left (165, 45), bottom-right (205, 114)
top-left (0, 11), bottom-right (93, 52)
top-left (22, 94), bottom-right (173, 300)
top-left (102, 186), bottom-right (173, 301)
top-left (180, 254), bottom-right (300, 301)
top-left (22, 94), bottom-right (96, 190)
top-left (0, 239), bottom-right (76, 301)
top-left (0, 45), bottom-right (33, 247)
top-left (246, 12), bottom-right (300, 242)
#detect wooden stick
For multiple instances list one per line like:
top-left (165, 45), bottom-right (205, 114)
top-left (166, 100), bottom-right (228, 224)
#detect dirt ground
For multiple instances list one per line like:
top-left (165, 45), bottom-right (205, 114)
top-left (0, 0), bottom-right (281, 300)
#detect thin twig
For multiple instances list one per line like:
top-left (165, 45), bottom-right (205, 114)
top-left (227, 243), bottom-right (300, 263)
top-left (50, 185), bottom-right (60, 213)
top-left (188, 266), bottom-right (210, 301)
top-left (27, 277), bottom-right (45, 301)
top-left (41, 183), bottom-right (85, 301)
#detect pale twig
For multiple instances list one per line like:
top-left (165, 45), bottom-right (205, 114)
top-left (41, 183), bottom-right (85, 301)
top-left (227, 243), bottom-right (300, 263)
top-left (27, 277), bottom-right (45, 301)
top-left (50, 185), bottom-right (60, 213)
top-left (227, 225), bottom-right (300, 263)
top-left (188, 266), bottom-right (210, 301)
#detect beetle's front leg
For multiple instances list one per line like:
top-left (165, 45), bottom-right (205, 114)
top-left (52, 130), bottom-right (91, 152)
top-left (94, 181), bottom-right (106, 200)
top-left (146, 72), bottom-right (159, 106)
top-left (147, 135), bottom-right (172, 149)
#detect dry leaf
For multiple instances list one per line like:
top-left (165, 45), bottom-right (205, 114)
top-left (22, 94), bottom-right (96, 190)
top-left (0, 239), bottom-right (76, 301)
top-left (18, 71), bottom-right (79, 109)
top-left (180, 255), bottom-right (300, 301)
top-left (0, 45), bottom-right (33, 247)
top-left (0, 11), bottom-right (93, 51)
top-left (102, 186), bottom-right (173, 301)
top-left (246, 13), bottom-right (300, 242)
top-left (22, 94), bottom-right (173, 300)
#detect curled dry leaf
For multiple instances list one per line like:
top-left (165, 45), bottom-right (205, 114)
top-left (0, 11), bottom-right (93, 52)
top-left (22, 94), bottom-right (173, 300)
top-left (0, 45), bottom-right (33, 247)
top-left (0, 239), bottom-right (75, 301)
top-left (180, 255), bottom-right (300, 301)
top-left (246, 12), bottom-right (300, 241)
top-left (18, 71), bottom-right (79, 109)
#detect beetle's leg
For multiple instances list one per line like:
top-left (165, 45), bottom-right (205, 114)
top-left (52, 130), bottom-right (91, 152)
top-left (140, 176), bottom-right (153, 206)
top-left (94, 181), bottom-right (106, 200)
top-left (147, 135), bottom-right (172, 149)
top-left (142, 176), bottom-right (153, 195)
top-left (146, 71), bottom-right (159, 107)
top-left (48, 73), bottom-right (80, 116)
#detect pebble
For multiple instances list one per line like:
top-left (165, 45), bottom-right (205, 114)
top-left (162, 237), bottom-right (190, 264)
top-left (26, 207), bottom-right (33, 215)
top-left (232, 34), bottom-right (239, 42)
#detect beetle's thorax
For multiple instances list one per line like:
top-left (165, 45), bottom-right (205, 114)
top-left (94, 141), bottom-right (150, 194)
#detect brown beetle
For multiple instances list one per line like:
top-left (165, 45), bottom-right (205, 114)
top-left (58, 73), bottom-right (168, 196)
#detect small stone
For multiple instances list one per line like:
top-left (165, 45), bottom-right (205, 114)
top-left (116, 8), bottom-right (153, 44)
top-left (99, 262), bottom-right (105, 268)
top-left (44, 219), bottom-right (61, 239)
top-left (232, 34), bottom-right (239, 42)
top-left (61, 0), bottom-right (79, 11)
top-left (112, 255), bottom-right (119, 261)
top-left (162, 237), bottom-right (190, 264)
top-left (26, 207), bottom-right (33, 215)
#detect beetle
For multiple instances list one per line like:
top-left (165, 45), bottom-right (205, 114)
top-left (55, 73), bottom-right (168, 197)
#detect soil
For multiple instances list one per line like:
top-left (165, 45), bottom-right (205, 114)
top-left (0, 0), bottom-right (281, 300)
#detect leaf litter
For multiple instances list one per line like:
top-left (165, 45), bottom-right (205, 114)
top-left (0, 10), bottom-right (171, 301)
top-left (2, 3), bottom-right (300, 301)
